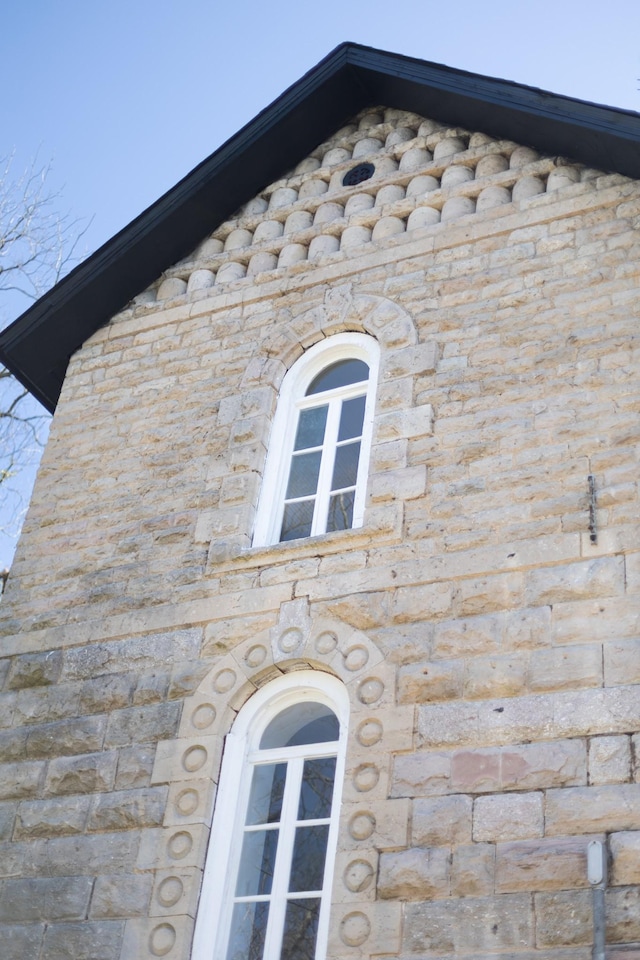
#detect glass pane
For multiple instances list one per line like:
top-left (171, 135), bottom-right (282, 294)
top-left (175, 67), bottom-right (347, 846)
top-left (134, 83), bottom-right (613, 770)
top-left (331, 442), bottom-right (361, 491)
top-left (280, 898), bottom-right (320, 960)
top-left (326, 491), bottom-right (354, 532)
top-left (298, 757), bottom-right (336, 820)
top-left (280, 500), bottom-right (314, 542)
top-left (246, 763), bottom-right (287, 825)
top-left (294, 406), bottom-right (328, 451)
top-left (285, 451), bottom-right (322, 499)
top-left (338, 395), bottom-right (366, 441)
top-left (236, 828), bottom-right (278, 896)
top-left (260, 704), bottom-right (339, 749)
top-left (227, 901), bottom-right (269, 960)
top-left (307, 359), bottom-right (368, 395)
top-left (289, 825), bottom-right (330, 892)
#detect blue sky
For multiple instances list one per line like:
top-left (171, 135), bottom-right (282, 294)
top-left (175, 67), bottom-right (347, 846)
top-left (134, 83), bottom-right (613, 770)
top-left (1, 0), bottom-right (640, 567)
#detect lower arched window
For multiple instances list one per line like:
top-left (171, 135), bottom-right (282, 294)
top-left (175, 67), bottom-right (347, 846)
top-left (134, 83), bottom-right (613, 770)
top-left (192, 672), bottom-right (349, 960)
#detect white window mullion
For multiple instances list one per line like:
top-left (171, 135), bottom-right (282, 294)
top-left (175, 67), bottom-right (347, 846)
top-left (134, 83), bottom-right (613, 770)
top-left (311, 398), bottom-right (341, 536)
top-left (263, 756), bottom-right (304, 960)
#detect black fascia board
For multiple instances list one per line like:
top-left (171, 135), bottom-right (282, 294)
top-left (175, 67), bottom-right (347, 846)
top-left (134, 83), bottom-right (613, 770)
top-left (2, 42), bottom-right (640, 412)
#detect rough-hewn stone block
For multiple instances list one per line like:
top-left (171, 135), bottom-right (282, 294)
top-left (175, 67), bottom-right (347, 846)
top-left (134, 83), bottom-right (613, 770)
top-left (496, 836), bottom-right (591, 892)
top-left (545, 784), bottom-right (640, 835)
top-left (378, 845), bottom-right (450, 900)
top-left (473, 792), bottom-right (543, 841)
top-left (413, 794), bottom-right (472, 845)
top-left (403, 893), bottom-right (534, 954)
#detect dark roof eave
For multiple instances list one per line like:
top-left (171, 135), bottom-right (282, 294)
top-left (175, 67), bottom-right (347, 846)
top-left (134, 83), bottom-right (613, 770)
top-left (3, 42), bottom-right (640, 412)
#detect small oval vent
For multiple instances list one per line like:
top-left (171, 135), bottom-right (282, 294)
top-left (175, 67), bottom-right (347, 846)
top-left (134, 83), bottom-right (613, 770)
top-left (342, 163), bottom-right (375, 187)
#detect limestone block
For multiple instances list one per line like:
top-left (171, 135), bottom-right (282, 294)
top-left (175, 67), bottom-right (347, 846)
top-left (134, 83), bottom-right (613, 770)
top-left (120, 915), bottom-right (194, 960)
top-left (477, 185), bottom-right (512, 210)
top-left (407, 206), bottom-right (441, 230)
top-left (513, 175), bottom-right (545, 200)
top-left (534, 890), bottom-right (591, 946)
top-left (413, 794), bottom-right (472, 845)
top-left (441, 165), bottom-right (474, 187)
top-left (333, 849), bottom-right (378, 902)
top-left (454, 571), bottom-right (523, 617)
top-left (224, 228), bottom-right (252, 251)
top-left (604, 640), bottom-right (640, 686)
top-left (339, 798), bottom-right (410, 852)
top-left (6, 650), bottom-right (62, 690)
top-left (156, 278), bottom-right (187, 300)
top-left (2, 923), bottom-right (45, 959)
top-left (433, 137), bottom-right (466, 160)
top-left (41, 920), bottom-right (125, 960)
top-left (369, 464), bottom-right (426, 503)
top-left (341, 225), bottom-right (372, 250)
top-left (464, 654), bottom-right (527, 699)
top-left (268, 186), bottom-right (298, 209)
top-left (45, 751), bottom-right (117, 796)
top-left (308, 235), bottom-right (340, 262)
top-left (137, 824), bottom-right (210, 872)
top-left (588, 735), bottom-right (631, 785)
top-left (398, 657), bottom-right (463, 703)
top-left (610, 831), bottom-right (640, 885)
top-left (87, 787), bottom-right (167, 833)
top-left (0, 760), bottom-right (46, 800)
top-left (392, 581), bottom-right (453, 625)
top-left (530, 644), bottom-right (602, 692)
top-left (607, 887), bottom-right (640, 944)
top-left (451, 843), bottom-right (495, 897)
top-left (163, 779), bottom-right (215, 828)
top-left (104, 702), bottom-right (181, 748)
top-left (375, 183), bottom-right (405, 206)
top-left (252, 219), bottom-right (283, 242)
top-left (473, 792), bottom-right (543, 841)
top-left (328, 902), bottom-right (401, 956)
top-left (150, 867), bottom-right (203, 918)
top-left (215, 261), bottom-right (246, 283)
top-left (278, 243), bottom-right (307, 267)
top-left (475, 153), bottom-right (509, 177)
top-left (344, 192), bottom-right (375, 216)
top-left (151, 736), bottom-right (223, 786)
top-left (381, 342), bottom-right (438, 380)
top-left (323, 147), bottom-right (351, 166)
top-left (399, 147), bottom-right (432, 172)
top-left (510, 145), bottom-right (539, 168)
top-left (378, 845), bottom-right (450, 900)
top-left (90, 873), bottom-right (154, 919)
top-left (546, 784), bottom-right (640, 835)
top-left (372, 216), bottom-right (405, 240)
top-left (298, 178), bottom-right (328, 199)
top-left (352, 137), bottom-right (383, 158)
top-left (441, 196), bottom-right (476, 221)
top-left (526, 557), bottom-right (625, 606)
top-left (406, 174), bottom-right (439, 196)
top-left (115, 746), bottom-right (156, 790)
top-left (496, 836), bottom-right (591, 892)
top-left (434, 613), bottom-right (502, 658)
top-left (247, 252), bottom-right (278, 276)
top-left (403, 893), bottom-right (534, 954)
top-left (375, 403), bottom-right (434, 442)
top-left (0, 876), bottom-right (93, 922)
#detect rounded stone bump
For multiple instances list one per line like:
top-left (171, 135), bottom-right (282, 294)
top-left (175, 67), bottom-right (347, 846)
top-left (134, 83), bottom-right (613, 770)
top-left (418, 118), bottom-right (444, 137)
top-left (215, 261), bottom-right (246, 284)
top-left (224, 228), bottom-right (253, 251)
top-left (295, 157), bottom-right (321, 174)
top-left (407, 206), bottom-right (441, 230)
top-left (358, 112), bottom-right (382, 129)
top-left (352, 138), bottom-right (383, 159)
top-left (441, 196), bottom-right (476, 221)
top-left (244, 644), bottom-right (268, 668)
top-left (510, 145), bottom-right (539, 169)
top-left (298, 179), bottom-right (328, 200)
top-left (247, 252), bottom-right (278, 276)
top-left (278, 627), bottom-right (303, 653)
top-left (475, 154), bottom-right (509, 178)
top-left (278, 243), bottom-right (307, 267)
top-left (182, 745), bottom-right (207, 774)
top-left (284, 210), bottom-right (313, 233)
top-left (344, 859), bottom-right (375, 893)
top-left (213, 668), bottom-right (237, 693)
top-left (195, 237), bottom-right (224, 258)
top-left (157, 278), bottom-right (187, 300)
top-left (149, 923), bottom-right (176, 957)
top-left (512, 175), bottom-right (545, 201)
top-left (356, 717), bottom-right (384, 747)
top-left (344, 645), bottom-right (369, 671)
top-left (314, 631), bottom-right (338, 655)
top-left (308, 235), bottom-right (340, 261)
top-left (375, 184), bottom-right (405, 207)
top-left (242, 196), bottom-right (269, 216)
top-left (269, 187), bottom-right (298, 210)
top-left (157, 876), bottom-right (184, 908)
top-left (440, 165), bottom-right (474, 187)
top-left (344, 193), bottom-right (375, 216)
top-left (133, 289), bottom-right (156, 304)
top-left (372, 217), bottom-right (405, 241)
top-left (348, 811), bottom-right (376, 841)
top-left (323, 147), bottom-right (352, 167)
top-left (334, 123), bottom-right (358, 137)
top-left (314, 202), bottom-right (344, 226)
top-left (253, 220), bottom-right (284, 243)
top-left (547, 167), bottom-right (581, 191)
top-left (406, 174), bottom-right (440, 197)
top-left (340, 225), bottom-right (372, 250)
top-left (476, 185), bottom-right (512, 211)
top-left (399, 146), bottom-right (432, 173)
top-left (340, 911), bottom-right (371, 947)
top-left (433, 137), bottom-right (466, 160)
top-left (371, 156), bottom-right (398, 179)
top-left (385, 126), bottom-right (415, 148)
top-left (191, 703), bottom-right (216, 730)
top-left (175, 788), bottom-right (199, 817)
top-left (357, 677), bottom-right (384, 705)
top-left (167, 831), bottom-right (193, 860)
top-left (353, 763), bottom-right (380, 793)
top-left (187, 269), bottom-right (215, 294)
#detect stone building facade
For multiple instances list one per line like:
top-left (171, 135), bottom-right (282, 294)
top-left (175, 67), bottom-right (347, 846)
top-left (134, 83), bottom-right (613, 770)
top-left (1, 45), bottom-right (639, 960)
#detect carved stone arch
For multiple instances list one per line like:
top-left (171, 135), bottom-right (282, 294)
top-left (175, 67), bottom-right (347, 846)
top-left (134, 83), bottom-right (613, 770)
top-left (135, 599), bottom-right (410, 959)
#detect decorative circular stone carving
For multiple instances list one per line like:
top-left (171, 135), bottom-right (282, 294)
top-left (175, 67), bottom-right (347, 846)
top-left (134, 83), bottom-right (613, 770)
top-left (213, 668), bottom-right (236, 694)
top-left (182, 746), bottom-right (207, 773)
top-left (353, 763), bottom-right (380, 793)
top-left (344, 859), bottom-right (375, 893)
top-left (167, 831), bottom-right (193, 860)
top-left (149, 923), bottom-right (176, 957)
top-left (344, 645), bottom-right (369, 672)
top-left (348, 811), bottom-right (376, 841)
top-left (245, 644), bottom-right (267, 668)
top-left (356, 718), bottom-right (383, 747)
top-left (340, 911), bottom-right (371, 947)
top-left (357, 677), bottom-right (384, 705)
top-left (157, 876), bottom-right (184, 908)
top-left (175, 788), bottom-right (199, 817)
top-left (314, 631), bottom-right (338, 655)
top-left (191, 703), bottom-right (216, 730)
top-left (278, 627), bottom-right (303, 653)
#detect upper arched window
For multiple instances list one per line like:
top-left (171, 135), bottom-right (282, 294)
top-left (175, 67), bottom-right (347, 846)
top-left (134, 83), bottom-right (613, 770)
top-left (192, 672), bottom-right (349, 960)
top-left (253, 333), bottom-right (379, 547)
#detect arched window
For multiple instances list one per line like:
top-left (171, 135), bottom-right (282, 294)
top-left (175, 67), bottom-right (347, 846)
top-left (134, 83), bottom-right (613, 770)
top-left (192, 672), bottom-right (349, 960)
top-left (253, 333), bottom-right (379, 547)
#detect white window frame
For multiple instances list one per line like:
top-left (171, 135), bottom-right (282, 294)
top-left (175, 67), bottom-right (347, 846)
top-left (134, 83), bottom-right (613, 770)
top-left (192, 671), bottom-right (349, 960)
top-left (253, 333), bottom-right (379, 547)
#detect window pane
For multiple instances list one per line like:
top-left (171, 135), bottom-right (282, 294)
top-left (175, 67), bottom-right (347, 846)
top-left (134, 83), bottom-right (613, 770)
top-left (307, 359), bottom-right (368, 395)
top-left (236, 828), bottom-right (279, 896)
top-left (331, 442), bottom-right (361, 491)
top-left (227, 901), bottom-right (269, 960)
top-left (326, 491), bottom-right (354, 532)
top-left (246, 763), bottom-right (287, 825)
top-left (298, 757), bottom-right (336, 820)
top-left (294, 406), bottom-right (328, 451)
top-left (260, 705), bottom-right (339, 749)
top-left (280, 500), bottom-right (314, 542)
top-left (280, 898), bottom-right (320, 960)
top-left (285, 451), bottom-right (322, 499)
top-left (289, 825), bottom-right (330, 892)
top-left (338, 395), bottom-right (366, 441)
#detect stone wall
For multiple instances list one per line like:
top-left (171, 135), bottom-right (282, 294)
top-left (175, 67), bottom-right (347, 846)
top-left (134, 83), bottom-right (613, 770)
top-left (1, 106), bottom-right (639, 959)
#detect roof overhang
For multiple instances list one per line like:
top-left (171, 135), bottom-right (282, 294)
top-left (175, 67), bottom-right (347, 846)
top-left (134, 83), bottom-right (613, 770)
top-left (3, 42), bottom-right (640, 412)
